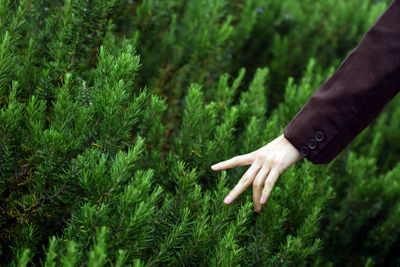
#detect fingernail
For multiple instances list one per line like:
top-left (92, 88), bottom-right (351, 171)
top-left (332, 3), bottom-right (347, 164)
top-left (254, 204), bottom-right (261, 212)
top-left (224, 195), bottom-right (232, 204)
top-left (260, 196), bottom-right (266, 204)
top-left (211, 164), bottom-right (218, 170)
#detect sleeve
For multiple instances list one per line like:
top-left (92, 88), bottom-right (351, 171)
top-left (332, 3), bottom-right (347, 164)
top-left (283, 0), bottom-right (400, 164)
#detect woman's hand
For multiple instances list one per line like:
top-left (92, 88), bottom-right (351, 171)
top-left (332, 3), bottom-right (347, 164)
top-left (210, 133), bottom-right (303, 212)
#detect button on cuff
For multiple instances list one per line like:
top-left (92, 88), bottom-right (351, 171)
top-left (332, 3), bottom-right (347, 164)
top-left (315, 130), bottom-right (325, 142)
top-left (300, 146), bottom-right (309, 157)
top-left (307, 138), bottom-right (318, 150)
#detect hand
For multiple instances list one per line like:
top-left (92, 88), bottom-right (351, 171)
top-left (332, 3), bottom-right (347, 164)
top-left (211, 133), bottom-right (303, 212)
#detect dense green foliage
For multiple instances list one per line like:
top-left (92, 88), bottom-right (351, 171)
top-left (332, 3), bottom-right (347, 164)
top-left (1, 0), bottom-right (399, 266)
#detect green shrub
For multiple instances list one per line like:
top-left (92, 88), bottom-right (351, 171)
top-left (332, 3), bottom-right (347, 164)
top-left (1, 0), bottom-right (398, 266)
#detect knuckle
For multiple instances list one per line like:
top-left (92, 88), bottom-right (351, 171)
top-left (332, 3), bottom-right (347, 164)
top-left (240, 176), bottom-right (251, 185)
top-left (271, 155), bottom-right (284, 167)
top-left (265, 153), bottom-right (275, 162)
top-left (254, 153), bottom-right (264, 162)
top-left (265, 181), bottom-right (275, 189)
top-left (253, 161), bottom-right (262, 169)
top-left (272, 158), bottom-right (281, 166)
top-left (245, 177), bottom-right (253, 185)
top-left (253, 181), bottom-right (262, 189)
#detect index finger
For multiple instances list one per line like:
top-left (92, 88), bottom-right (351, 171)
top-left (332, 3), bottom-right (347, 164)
top-left (211, 153), bottom-right (253, 171)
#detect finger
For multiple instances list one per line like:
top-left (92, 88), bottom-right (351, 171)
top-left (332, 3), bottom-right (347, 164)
top-left (252, 165), bottom-right (271, 212)
top-left (211, 153), bottom-right (253, 171)
top-left (224, 161), bottom-right (261, 204)
top-left (260, 168), bottom-right (280, 204)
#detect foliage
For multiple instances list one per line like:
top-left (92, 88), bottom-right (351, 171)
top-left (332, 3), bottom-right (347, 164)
top-left (0, 0), bottom-right (398, 266)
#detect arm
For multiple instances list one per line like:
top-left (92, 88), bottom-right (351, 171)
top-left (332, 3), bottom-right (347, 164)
top-left (211, 0), bottom-right (400, 212)
top-left (284, 0), bottom-right (400, 164)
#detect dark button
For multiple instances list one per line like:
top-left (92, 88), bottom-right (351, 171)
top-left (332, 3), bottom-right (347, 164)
top-left (300, 146), bottom-right (309, 157)
top-left (308, 138), bottom-right (318, 150)
top-left (315, 130), bottom-right (325, 142)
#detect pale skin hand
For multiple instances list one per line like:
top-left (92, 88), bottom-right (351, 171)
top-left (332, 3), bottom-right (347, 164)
top-left (210, 133), bottom-right (303, 212)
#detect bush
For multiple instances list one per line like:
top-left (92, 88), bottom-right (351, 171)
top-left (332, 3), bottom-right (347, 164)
top-left (1, 0), bottom-right (398, 266)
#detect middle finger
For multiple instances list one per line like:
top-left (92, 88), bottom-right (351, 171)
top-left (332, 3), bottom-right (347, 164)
top-left (224, 161), bottom-right (262, 204)
top-left (252, 165), bottom-right (271, 212)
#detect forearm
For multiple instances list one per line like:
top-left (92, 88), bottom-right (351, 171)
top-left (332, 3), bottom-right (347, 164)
top-left (284, 0), bottom-right (400, 164)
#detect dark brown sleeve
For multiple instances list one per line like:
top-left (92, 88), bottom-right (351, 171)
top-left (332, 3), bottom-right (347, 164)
top-left (283, 0), bottom-right (400, 164)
